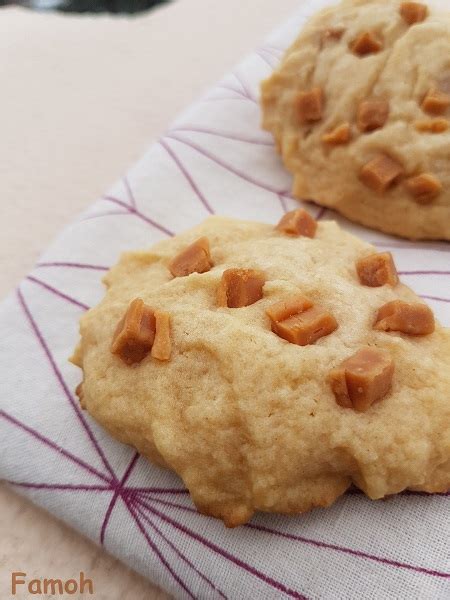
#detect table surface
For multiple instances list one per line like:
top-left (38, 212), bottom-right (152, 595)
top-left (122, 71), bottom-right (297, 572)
top-left (0, 1), bottom-right (300, 598)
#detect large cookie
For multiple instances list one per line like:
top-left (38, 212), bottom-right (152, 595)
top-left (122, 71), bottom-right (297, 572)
top-left (72, 214), bottom-right (450, 526)
top-left (261, 0), bottom-right (450, 240)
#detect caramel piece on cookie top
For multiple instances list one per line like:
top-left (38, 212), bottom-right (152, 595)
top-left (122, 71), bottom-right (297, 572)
top-left (151, 310), bottom-right (172, 361)
top-left (356, 252), bottom-right (398, 287)
top-left (415, 118), bottom-right (449, 133)
top-left (266, 295), bottom-right (313, 322)
top-left (111, 298), bottom-right (156, 364)
top-left (322, 122), bottom-right (351, 144)
top-left (350, 31), bottom-right (383, 56)
top-left (400, 2), bottom-right (428, 25)
top-left (374, 300), bottom-right (435, 335)
top-left (267, 295), bottom-right (338, 346)
top-left (357, 99), bottom-right (389, 132)
top-left (329, 347), bottom-right (394, 412)
top-left (217, 268), bottom-right (265, 308)
top-left (169, 237), bottom-right (213, 277)
top-left (421, 87), bottom-right (450, 115)
top-left (276, 209), bottom-right (317, 238)
top-left (360, 154), bottom-right (404, 192)
top-left (405, 173), bottom-right (442, 204)
top-left (295, 87), bottom-right (324, 123)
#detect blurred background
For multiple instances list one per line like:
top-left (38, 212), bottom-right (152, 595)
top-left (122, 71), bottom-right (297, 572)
top-left (0, 0), bottom-right (168, 14)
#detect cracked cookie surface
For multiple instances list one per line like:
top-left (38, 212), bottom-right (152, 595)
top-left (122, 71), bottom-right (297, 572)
top-left (72, 216), bottom-right (450, 526)
top-left (261, 0), bottom-right (450, 240)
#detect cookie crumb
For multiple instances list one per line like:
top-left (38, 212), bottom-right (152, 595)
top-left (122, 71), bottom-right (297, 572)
top-left (405, 173), bottom-right (442, 204)
top-left (322, 122), bottom-right (351, 144)
top-left (295, 87), bottom-right (324, 123)
top-left (169, 237), bottom-right (213, 277)
top-left (276, 209), bottom-right (317, 238)
top-left (151, 310), bottom-right (172, 361)
top-left (75, 383), bottom-right (86, 409)
top-left (329, 347), bottom-right (394, 412)
top-left (374, 300), bottom-right (435, 335)
top-left (111, 298), bottom-right (156, 365)
top-left (322, 27), bottom-right (345, 43)
top-left (356, 252), bottom-right (398, 287)
top-left (400, 2), bottom-right (428, 25)
top-left (350, 31), bottom-right (383, 56)
top-left (357, 99), bottom-right (389, 132)
top-left (360, 154), bottom-right (404, 192)
top-left (267, 295), bottom-right (337, 346)
top-left (414, 118), bottom-right (449, 133)
top-left (421, 87), bottom-right (450, 115)
top-left (217, 268), bottom-right (265, 308)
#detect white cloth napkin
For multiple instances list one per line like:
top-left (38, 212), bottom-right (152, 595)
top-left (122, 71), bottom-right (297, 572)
top-left (1, 1), bottom-right (449, 598)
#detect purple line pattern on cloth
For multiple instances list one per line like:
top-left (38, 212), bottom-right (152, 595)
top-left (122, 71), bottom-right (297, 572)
top-left (128, 493), bottom-right (450, 580)
top-left (100, 177), bottom-right (175, 236)
top-left (35, 261), bottom-right (110, 271)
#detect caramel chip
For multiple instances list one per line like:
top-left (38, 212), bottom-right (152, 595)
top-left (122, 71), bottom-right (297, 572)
top-left (322, 122), bottom-right (352, 144)
top-left (276, 209), bottom-right (317, 238)
top-left (151, 310), bottom-right (172, 361)
top-left (350, 31), bottom-right (383, 56)
top-left (356, 252), bottom-right (398, 287)
top-left (329, 347), bottom-right (394, 412)
top-left (266, 295), bottom-right (313, 323)
top-left (421, 88), bottom-right (450, 115)
top-left (400, 2), bottom-right (428, 25)
top-left (357, 99), bottom-right (389, 132)
top-left (414, 118), bottom-right (449, 133)
top-left (405, 173), bottom-right (442, 204)
top-left (295, 87), bottom-right (324, 123)
top-left (111, 298), bottom-right (156, 365)
top-left (169, 237), bottom-right (213, 277)
top-left (267, 295), bottom-right (337, 346)
top-left (374, 300), bottom-right (435, 335)
top-left (360, 154), bottom-right (404, 192)
top-left (274, 307), bottom-right (338, 346)
top-left (217, 268), bottom-right (265, 308)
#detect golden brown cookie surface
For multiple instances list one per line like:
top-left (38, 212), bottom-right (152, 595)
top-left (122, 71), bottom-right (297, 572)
top-left (261, 0), bottom-right (450, 240)
top-left (72, 216), bottom-right (450, 526)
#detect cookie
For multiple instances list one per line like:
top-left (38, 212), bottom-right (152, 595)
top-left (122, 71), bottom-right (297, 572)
top-left (261, 0), bottom-right (450, 240)
top-left (72, 213), bottom-right (450, 526)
